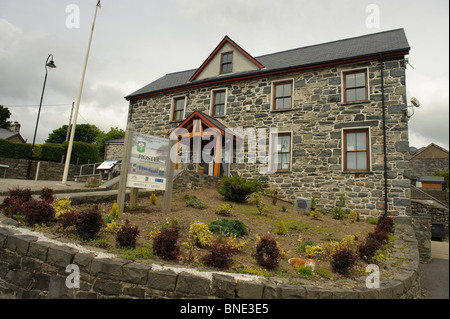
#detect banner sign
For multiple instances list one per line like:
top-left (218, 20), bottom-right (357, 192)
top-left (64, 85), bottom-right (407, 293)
top-left (126, 132), bottom-right (170, 190)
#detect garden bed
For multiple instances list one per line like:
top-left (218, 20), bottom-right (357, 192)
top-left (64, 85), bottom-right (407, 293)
top-left (0, 183), bottom-right (398, 287)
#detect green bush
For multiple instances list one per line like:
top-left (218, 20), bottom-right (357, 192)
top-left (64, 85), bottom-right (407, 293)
top-left (0, 139), bottom-right (32, 159)
top-left (185, 195), bottom-right (207, 209)
top-left (209, 218), bottom-right (249, 237)
top-left (217, 174), bottom-right (262, 202)
top-left (40, 143), bottom-right (66, 162)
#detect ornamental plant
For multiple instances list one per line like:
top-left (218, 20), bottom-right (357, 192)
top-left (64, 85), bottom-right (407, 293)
top-left (215, 203), bottom-right (232, 216)
top-left (52, 197), bottom-right (73, 219)
top-left (23, 199), bottom-right (55, 226)
top-left (276, 220), bottom-right (287, 235)
top-left (109, 202), bottom-right (120, 220)
top-left (0, 187), bottom-right (33, 218)
top-left (218, 174), bottom-right (262, 203)
top-left (149, 193), bottom-right (157, 205)
top-left (375, 215), bottom-right (394, 233)
top-left (75, 208), bottom-right (104, 240)
top-left (152, 226), bottom-right (180, 260)
top-left (115, 220), bottom-right (140, 248)
top-left (248, 191), bottom-right (268, 215)
top-left (331, 248), bottom-right (358, 276)
top-left (202, 239), bottom-right (236, 269)
top-left (348, 210), bottom-right (358, 223)
top-left (209, 218), bottom-right (248, 237)
top-left (357, 237), bottom-right (381, 262)
top-left (39, 187), bottom-right (55, 203)
top-left (189, 221), bottom-right (213, 248)
top-left (255, 233), bottom-right (280, 269)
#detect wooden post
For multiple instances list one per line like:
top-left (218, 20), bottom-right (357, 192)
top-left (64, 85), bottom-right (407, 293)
top-left (117, 122), bottom-right (134, 214)
top-left (162, 139), bottom-right (176, 214)
top-left (130, 188), bottom-right (139, 209)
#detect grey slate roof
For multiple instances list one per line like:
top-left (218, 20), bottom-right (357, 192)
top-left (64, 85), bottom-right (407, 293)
top-left (126, 29), bottom-right (410, 99)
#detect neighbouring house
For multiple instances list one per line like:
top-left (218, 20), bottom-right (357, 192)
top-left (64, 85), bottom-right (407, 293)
top-left (410, 143), bottom-right (449, 178)
top-left (124, 29), bottom-right (413, 219)
top-left (104, 138), bottom-right (125, 161)
top-left (0, 121), bottom-right (26, 143)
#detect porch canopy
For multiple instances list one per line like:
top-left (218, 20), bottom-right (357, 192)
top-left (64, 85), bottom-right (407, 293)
top-left (168, 110), bottom-right (242, 176)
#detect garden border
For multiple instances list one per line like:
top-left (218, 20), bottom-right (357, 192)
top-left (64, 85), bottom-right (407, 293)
top-left (0, 214), bottom-right (421, 299)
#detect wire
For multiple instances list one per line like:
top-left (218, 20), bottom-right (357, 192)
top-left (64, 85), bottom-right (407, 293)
top-left (4, 104), bottom-right (73, 108)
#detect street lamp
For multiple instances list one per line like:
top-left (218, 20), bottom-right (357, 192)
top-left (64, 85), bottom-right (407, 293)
top-left (26, 54), bottom-right (56, 180)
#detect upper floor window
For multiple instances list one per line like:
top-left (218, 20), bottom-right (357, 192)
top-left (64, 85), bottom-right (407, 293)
top-left (343, 69), bottom-right (368, 103)
top-left (172, 97), bottom-right (185, 121)
top-left (212, 90), bottom-right (226, 116)
top-left (343, 128), bottom-right (370, 172)
top-left (273, 80), bottom-right (293, 110)
top-left (221, 52), bottom-right (233, 74)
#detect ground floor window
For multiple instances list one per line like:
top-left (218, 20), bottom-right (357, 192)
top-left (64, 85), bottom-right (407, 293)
top-left (271, 132), bottom-right (292, 171)
top-left (343, 128), bottom-right (370, 171)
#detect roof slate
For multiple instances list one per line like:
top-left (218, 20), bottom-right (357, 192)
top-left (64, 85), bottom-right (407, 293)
top-left (126, 29), bottom-right (410, 100)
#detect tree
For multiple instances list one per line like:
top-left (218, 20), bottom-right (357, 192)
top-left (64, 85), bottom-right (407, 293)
top-left (0, 105), bottom-right (12, 129)
top-left (96, 127), bottom-right (125, 158)
top-left (46, 124), bottom-right (103, 144)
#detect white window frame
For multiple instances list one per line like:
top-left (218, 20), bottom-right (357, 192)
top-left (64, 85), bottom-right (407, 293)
top-left (170, 95), bottom-right (187, 122)
top-left (210, 88), bottom-right (228, 117)
top-left (268, 130), bottom-right (293, 172)
top-left (341, 126), bottom-right (372, 172)
top-left (270, 78), bottom-right (295, 111)
top-left (340, 67), bottom-right (370, 104)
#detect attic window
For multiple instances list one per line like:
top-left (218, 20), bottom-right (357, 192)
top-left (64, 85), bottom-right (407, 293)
top-left (220, 52), bottom-right (233, 74)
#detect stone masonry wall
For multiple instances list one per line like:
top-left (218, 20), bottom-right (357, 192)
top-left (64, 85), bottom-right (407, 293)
top-left (0, 214), bottom-right (421, 299)
top-left (129, 57), bottom-right (411, 219)
top-left (0, 157), bottom-right (80, 181)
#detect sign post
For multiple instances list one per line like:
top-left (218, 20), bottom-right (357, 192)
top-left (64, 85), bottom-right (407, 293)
top-left (117, 122), bottom-right (134, 215)
top-left (117, 125), bottom-right (173, 214)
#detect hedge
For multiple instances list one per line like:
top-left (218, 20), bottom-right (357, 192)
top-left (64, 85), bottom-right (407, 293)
top-left (0, 139), bottom-right (100, 164)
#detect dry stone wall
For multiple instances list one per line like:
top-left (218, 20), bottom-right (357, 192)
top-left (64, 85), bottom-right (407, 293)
top-left (129, 57), bottom-right (411, 219)
top-left (0, 214), bottom-right (421, 299)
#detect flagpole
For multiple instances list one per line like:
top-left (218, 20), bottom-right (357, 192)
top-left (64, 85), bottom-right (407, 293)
top-left (62, 1), bottom-right (101, 185)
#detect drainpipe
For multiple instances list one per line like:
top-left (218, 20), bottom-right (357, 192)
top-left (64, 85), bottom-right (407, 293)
top-left (379, 53), bottom-right (388, 217)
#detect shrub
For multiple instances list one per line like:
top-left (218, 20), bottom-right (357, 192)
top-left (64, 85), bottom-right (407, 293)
top-left (149, 193), bottom-right (157, 205)
top-left (310, 208), bottom-right (322, 219)
top-left (331, 248), bottom-right (358, 276)
top-left (39, 187), bottom-right (55, 203)
top-left (348, 210), bottom-right (358, 223)
top-left (115, 220), bottom-right (140, 248)
top-left (202, 239), bottom-right (236, 269)
top-left (152, 227), bottom-right (180, 260)
top-left (109, 202), bottom-right (120, 220)
top-left (368, 230), bottom-right (389, 245)
top-left (104, 221), bottom-right (122, 234)
top-left (57, 210), bottom-right (78, 231)
top-left (215, 203), bottom-right (232, 216)
top-left (4, 187), bottom-right (33, 205)
top-left (185, 196), bottom-right (207, 209)
top-left (298, 240), bottom-right (315, 253)
top-left (317, 268), bottom-right (331, 279)
top-left (297, 265), bottom-right (315, 279)
top-left (218, 174), bottom-right (262, 202)
top-left (75, 208), bottom-right (104, 240)
top-left (331, 206), bottom-right (346, 220)
top-left (375, 215), bottom-right (394, 233)
top-left (23, 200), bottom-right (55, 226)
top-left (276, 220), bottom-right (287, 235)
top-left (189, 221), bottom-right (213, 248)
top-left (209, 218), bottom-right (249, 237)
top-left (1, 196), bottom-right (25, 218)
top-left (358, 237), bottom-right (381, 262)
top-left (255, 234), bottom-right (280, 269)
top-left (248, 192), bottom-right (268, 215)
top-left (52, 197), bottom-right (73, 219)
top-left (281, 205), bottom-right (287, 212)
top-left (369, 218), bottom-right (378, 225)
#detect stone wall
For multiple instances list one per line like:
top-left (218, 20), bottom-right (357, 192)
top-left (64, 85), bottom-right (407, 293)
top-left (409, 158), bottom-right (449, 178)
top-left (104, 143), bottom-right (124, 161)
top-left (411, 199), bottom-right (449, 234)
top-left (129, 57), bottom-right (411, 219)
top-left (0, 157), bottom-right (80, 181)
top-left (411, 215), bottom-right (432, 263)
top-left (0, 214), bottom-right (421, 299)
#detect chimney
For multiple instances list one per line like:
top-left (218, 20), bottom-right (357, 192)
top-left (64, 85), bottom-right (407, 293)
top-left (10, 121), bottom-right (21, 133)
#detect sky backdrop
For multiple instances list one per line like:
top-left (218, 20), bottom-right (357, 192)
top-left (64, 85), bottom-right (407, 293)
top-left (0, 0), bottom-right (449, 150)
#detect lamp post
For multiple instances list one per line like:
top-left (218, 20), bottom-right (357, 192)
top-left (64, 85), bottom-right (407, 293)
top-left (26, 54), bottom-right (56, 180)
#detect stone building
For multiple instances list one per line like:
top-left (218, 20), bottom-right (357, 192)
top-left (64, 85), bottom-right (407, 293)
top-left (125, 29), bottom-right (412, 218)
top-left (410, 143), bottom-right (449, 178)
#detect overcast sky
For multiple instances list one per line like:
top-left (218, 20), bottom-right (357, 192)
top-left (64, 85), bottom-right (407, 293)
top-left (0, 0), bottom-right (448, 150)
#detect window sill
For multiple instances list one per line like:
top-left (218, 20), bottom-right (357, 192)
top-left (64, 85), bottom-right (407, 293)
top-left (270, 107), bottom-right (301, 113)
top-left (342, 171), bottom-right (373, 174)
top-left (340, 100), bottom-right (371, 106)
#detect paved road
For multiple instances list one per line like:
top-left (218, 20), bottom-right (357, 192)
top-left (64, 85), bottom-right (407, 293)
top-left (419, 240), bottom-right (449, 299)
